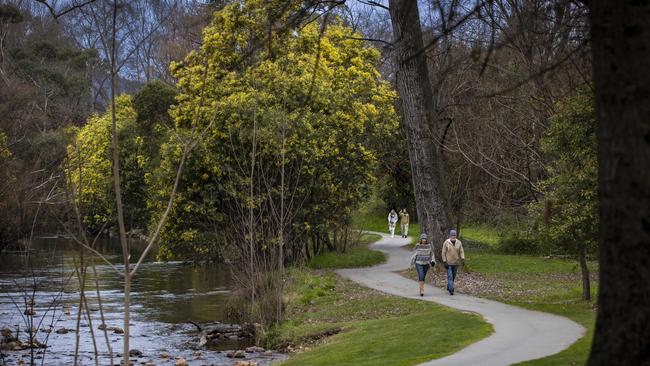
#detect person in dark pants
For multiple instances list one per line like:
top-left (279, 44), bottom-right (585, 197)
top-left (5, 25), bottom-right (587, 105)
top-left (410, 233), bottom-right (436, 296)
top-left (442, 230), bottom-right (465, 295)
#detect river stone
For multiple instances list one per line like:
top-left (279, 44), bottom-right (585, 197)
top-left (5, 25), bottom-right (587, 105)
top-left (174, 357), bottom-right (188, 366)
top-left (129, 349), bottom-right (143, 357)
top-left (159, 351), bottom-right (169, 359)
top-left (226, 350), bottom-right (246, 358)
top-left (198, 334), bottom-right (208, 347)
top-left (113, 327), bottom-right (124, 334)
top-left (235, 361), bottom-right (259, 366)
top-left (245, 346), bottom-right (264, 353)
top-left (55, 328), bottom-right (69, 334)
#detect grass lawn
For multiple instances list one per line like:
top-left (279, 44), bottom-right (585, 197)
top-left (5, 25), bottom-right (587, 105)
top-left (269, 269), bottom-right (493, 366)
top-left (459, 223), bottom-right (500, 247)
top-left (307, 233), bottom-right (385, 269)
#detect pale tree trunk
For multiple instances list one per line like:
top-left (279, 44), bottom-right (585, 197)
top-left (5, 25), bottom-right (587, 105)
top-left (108, 0), bottom-right (131, 362)
top-left (388, 0), bottom-right (449, 256)
top-left (588, 0), bottom-right (650, 364)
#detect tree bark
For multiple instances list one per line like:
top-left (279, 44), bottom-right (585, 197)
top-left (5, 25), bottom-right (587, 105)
top-left (588, 1), bottom-right (650, 364)
top-left (388, 0), bottom-right (450, 256)
top-left (578, 242), bottom-right (590, 301)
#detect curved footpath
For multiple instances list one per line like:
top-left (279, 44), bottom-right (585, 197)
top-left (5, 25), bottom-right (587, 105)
top-left (336, 232), bottom-right (585, 366)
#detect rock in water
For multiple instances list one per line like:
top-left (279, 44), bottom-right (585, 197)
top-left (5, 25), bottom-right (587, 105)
top-left (226, 350), bottom-right (246, 358)
top-left (198, 333), bottom-right (208, 347)
top-left (245, 346), bottom-right (265, 353)
top-left (235, 361), bottom-right (259, 366)
top-left (174, 357), bottom-right (188, 366)
top-left (129, 349), bottom-right (143, 357)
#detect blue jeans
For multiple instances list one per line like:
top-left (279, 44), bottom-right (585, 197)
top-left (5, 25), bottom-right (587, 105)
top-left (415, 263), bottom-right (430, 282)
top-left (446, 265), bottom-right (458, 292)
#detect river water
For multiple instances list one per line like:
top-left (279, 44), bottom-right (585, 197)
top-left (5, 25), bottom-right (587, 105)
top-left (0, 238), bottom-right (286, 365)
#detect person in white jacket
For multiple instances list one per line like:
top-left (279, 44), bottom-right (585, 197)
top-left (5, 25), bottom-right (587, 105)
top-left (387, 209), bottom-right (398, 238)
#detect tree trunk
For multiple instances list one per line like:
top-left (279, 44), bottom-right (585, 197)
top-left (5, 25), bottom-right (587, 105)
top-left (578, 243), bottom-right (590, 301)
top-left (588, 1), bottom-right (650, 364)
top-left (388, 0), bottom-right (449, 257)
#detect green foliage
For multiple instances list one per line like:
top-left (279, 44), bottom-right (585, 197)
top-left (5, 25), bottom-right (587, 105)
top-left (151, 1), bottom-right (398, 260)
top-left (66, 95), bottom-right (148, 232)
top-left (133, 80), bottom-right (177, 139)
top-left (64, 78), bottom-right (181, 233)
top-left (497, 232), bottom-right (542, 255)
top-left (530, 88), bottom-right (598, 255)
top-left (308, 233), bottom-right (384, 269)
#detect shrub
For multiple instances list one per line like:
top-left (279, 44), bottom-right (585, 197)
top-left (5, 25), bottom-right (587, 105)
top-left (497, 233), bottom-right (541, 255)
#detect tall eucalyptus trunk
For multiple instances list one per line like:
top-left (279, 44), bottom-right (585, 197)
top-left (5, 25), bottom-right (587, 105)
top-left (588, 0), bottom-right (650, 364)
top-left (388, 0), bottom-right (449, 255)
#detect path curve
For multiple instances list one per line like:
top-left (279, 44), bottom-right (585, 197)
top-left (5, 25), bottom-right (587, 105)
top-left (336, 232), bottom-right (584, 366)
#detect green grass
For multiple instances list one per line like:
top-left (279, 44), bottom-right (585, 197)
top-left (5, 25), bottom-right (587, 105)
top-left (271, 269), bottom-right (493, 366)
top-left (308, 233), bottom-right (385, 269)
top-left (465, 251), bottom-right (598, 276)
top-left (460, 223), bottom-right (501, 247)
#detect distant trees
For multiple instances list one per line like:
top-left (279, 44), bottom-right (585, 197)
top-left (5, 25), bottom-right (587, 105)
top-left (0, 3), bottom-right (95, 249)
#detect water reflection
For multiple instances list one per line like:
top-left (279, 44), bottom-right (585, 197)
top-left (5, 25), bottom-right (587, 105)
top-left (0, 237), bottom-right (284, 365)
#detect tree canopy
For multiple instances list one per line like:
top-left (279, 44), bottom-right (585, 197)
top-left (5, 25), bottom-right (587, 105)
top-left (150, 1), bottom-right (398, 260)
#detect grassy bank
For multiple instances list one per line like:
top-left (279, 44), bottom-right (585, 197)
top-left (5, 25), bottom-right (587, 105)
top-left (266, 233), bottom-right (493, 366)
top-left (268, 269), bottom-right (492, 366)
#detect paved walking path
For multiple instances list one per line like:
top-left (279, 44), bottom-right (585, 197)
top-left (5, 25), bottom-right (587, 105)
top-left (336, 232), bottom-right (585, 366)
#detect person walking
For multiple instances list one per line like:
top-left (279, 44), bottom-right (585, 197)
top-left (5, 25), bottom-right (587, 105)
top-left (387, 209), bottom-right (399, 238)
top-left (442, 229), bottom-right (465, 295)
top-left (398, 209), bottom-right (410, 238)
top-left (410, 233), bottom-right (436, 296)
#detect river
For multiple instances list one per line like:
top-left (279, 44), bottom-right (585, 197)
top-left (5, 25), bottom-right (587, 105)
top-left (0, 237), bottom-right (286, 365)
